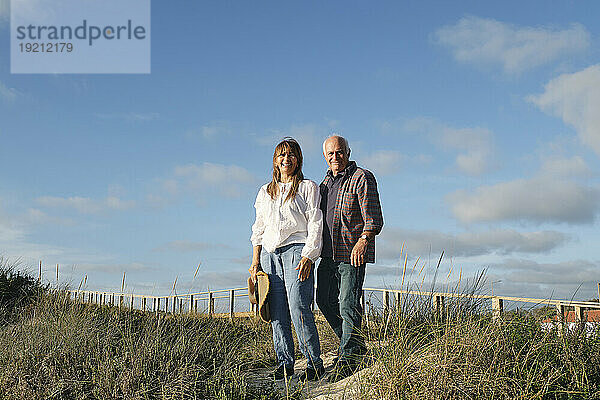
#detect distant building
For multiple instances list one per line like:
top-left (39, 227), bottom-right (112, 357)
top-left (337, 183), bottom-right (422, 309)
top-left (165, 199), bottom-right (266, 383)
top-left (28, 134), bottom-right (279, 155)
top-left (542, 309), bottom-right (600, 334)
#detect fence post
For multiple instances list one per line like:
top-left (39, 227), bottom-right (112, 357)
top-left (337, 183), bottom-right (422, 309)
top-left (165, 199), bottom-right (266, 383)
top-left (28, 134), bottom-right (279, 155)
top-left (130, 295), bottom-right (134, 311)
top-left (230, 290), bottom-right (235, 320)
top-left (152, 297), bottom-right (157, 313)
top-left (179, 298), bottom-right (183, 314)
top-left (434, 295), bottom-right (445, 316)
top-left (394, 291), bottom-right (401, 314)
top-left (492, 297), bottom-right (503, 321)
top-left (119, 295), bottom-right (124, 310)
top-left (165, 297), bottom-right (169, 313)
top-left (189, 295), bottom-right (194, 313)
top-left (142, 297), bottom-right (146, 311)
top-left (556, 303), bottom-right (566, 334)
top-left (575, 305), bottom-right (584, 322)
top-left (383, 290), bottom-right (390, 315)
top-left (209, 291), bottom-right (214, 317)
top-left (172, 296), bottom-right (176, 314)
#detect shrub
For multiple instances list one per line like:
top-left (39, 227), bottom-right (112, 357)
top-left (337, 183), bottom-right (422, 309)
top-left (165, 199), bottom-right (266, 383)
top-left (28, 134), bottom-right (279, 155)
top-left (0, 257), bottom-right (45, 323)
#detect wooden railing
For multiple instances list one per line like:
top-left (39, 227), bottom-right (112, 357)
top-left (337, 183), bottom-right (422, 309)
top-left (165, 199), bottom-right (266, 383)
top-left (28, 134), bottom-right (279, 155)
top-left (362, 287), bottom-right (600, 322)
top-left (67, 286), bottom-right (600, 322)
top-left (66, 287), bottom-right (249, 319)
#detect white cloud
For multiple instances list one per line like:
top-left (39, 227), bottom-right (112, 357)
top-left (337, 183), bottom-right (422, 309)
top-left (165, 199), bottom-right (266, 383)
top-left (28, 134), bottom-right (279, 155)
top-left (154, 240), bottom-right (232, 253)
top-left (360, 150), bottom-right (404, 176)
top-left (490, 259), bottom-right (600, 289)
top-left (528, 65), bottom-right (600, 156)
top-left (188, 270), bottom-right (250, 290)
top-left (404, 118), bottom-right (495, 175)
top-left (146, 162), bottom-right (257, 208)
top-left (0, 81), bottom-right (20, 102)
top-left (36, 195), bottom-right (135, 214)
top-left (0, 222), bottom-right (24, 242)
top-left (75, 262), bottom-right (151, 274)
top-left (172, 162), bottom-right (257, 198)
top-left (185, 123), bottom-right (232, 140)
top-left (448, 177), bottom-right (600, 224)
top-left (539, 155), bottom-right (590, 178)
top-left (379, 228), bottom-right (569, 260)
top-left (442, 126), bottom-right (494, 175)
top-left (434, 16), bottom-right (590, 74)
top-left (257, 124), bottom-right (325, 154)
top-left (23, 208), bottom-right (75, 226)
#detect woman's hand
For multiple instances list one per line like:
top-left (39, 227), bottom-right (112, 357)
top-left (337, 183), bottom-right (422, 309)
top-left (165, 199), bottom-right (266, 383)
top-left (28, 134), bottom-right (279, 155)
top-left (248, 263), bottom-right (260, 282)
top-left (295, 257), bottom-right (313, 281)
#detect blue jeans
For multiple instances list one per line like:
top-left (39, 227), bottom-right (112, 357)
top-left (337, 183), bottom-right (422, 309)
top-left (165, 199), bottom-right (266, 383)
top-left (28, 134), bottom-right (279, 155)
top-left (261, 243), bottom-right (323, 370)
top-left (316, 257), bottom-right (367, 362)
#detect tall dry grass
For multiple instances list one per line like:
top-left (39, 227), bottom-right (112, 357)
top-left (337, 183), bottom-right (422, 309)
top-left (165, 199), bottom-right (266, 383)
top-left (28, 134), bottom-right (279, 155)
top-left (2, 257), bottom-right (600, 399)
top-left (0, 288), bottom-right (284, 399)
top-left (356, 276), bottom-right (600, 399)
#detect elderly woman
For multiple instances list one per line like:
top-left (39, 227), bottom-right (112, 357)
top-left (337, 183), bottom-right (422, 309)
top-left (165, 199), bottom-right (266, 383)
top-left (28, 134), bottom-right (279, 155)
top-left (250, 137), bottom-right (325, 381)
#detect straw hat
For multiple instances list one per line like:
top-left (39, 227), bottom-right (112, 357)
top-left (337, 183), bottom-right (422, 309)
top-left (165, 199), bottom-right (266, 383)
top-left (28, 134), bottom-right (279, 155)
top-left (248, 271), bottom-right (270, 322)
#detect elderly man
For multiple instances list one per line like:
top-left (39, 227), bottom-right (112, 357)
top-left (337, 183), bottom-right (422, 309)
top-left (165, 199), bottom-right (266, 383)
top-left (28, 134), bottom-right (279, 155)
top-left (316, 135), bottom-right (383, 380)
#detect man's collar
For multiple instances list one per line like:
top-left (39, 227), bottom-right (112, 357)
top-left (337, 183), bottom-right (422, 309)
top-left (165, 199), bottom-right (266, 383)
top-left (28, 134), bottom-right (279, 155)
top-left (326, 161), bottom-right (357, 178)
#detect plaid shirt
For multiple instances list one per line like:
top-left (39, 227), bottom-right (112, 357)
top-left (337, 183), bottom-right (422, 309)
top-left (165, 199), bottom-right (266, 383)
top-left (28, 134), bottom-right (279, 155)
top-left (320, 161), bottom-right (383, 264)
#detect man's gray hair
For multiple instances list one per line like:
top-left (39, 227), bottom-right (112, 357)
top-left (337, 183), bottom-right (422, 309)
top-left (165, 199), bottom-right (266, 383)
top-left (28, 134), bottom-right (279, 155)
top-left (323, 135), bottom-right (350, 155)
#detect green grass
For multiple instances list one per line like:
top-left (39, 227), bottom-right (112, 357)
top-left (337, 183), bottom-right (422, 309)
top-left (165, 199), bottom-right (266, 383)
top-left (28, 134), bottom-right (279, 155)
top-left (0, 290), bottom-right (282, 399)
top-left (2, 259), bottom-right (600, 399)
top-left (358, 292), bottom-right (600, 399)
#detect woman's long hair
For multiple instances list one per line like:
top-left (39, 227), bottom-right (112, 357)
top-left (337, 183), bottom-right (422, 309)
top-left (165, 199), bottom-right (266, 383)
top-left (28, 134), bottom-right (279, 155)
top-left (267, 138), bottom-right (304, 202)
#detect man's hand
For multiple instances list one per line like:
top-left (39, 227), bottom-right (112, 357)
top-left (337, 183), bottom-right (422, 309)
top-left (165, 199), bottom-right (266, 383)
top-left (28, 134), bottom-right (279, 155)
top-left (248, 263), bottom-right (260, 282)
top-left (295, 257), bottom-right (313, 281)
top-left (351, 237), bottom-right (368, 267)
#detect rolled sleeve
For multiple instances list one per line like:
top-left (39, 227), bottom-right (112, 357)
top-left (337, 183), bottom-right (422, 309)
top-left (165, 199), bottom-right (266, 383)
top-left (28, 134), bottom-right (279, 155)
top-left (250, 189), bottom-right (265, 247)
top-left (357, 171), bottom-right (383, 234)
top-left (301, 181), bottom-right (323, 262)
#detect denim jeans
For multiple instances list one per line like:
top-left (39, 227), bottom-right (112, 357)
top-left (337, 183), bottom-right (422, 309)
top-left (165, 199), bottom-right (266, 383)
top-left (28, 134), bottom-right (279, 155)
top-left (261, 243), bottom-right (323, 371)
top-left (316, 257), bottom-right (367, 362)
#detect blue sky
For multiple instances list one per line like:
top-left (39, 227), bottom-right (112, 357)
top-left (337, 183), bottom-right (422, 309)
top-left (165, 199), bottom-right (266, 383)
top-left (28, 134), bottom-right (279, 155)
top-left (1, 0), bottom-right (600, 302)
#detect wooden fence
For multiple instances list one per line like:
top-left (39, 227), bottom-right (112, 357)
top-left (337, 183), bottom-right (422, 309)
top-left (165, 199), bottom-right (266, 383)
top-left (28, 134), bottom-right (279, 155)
top-left (67, 286), bottom-right (600, 322)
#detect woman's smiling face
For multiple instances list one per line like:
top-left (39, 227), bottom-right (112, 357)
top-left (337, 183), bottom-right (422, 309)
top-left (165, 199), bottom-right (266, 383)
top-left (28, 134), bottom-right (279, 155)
top-left (277, 149), bottom-right (298, 177)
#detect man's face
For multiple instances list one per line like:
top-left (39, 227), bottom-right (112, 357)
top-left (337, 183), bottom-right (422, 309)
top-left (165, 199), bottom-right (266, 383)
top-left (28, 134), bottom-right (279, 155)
top-left (323, 137), bottom-right (349, 175)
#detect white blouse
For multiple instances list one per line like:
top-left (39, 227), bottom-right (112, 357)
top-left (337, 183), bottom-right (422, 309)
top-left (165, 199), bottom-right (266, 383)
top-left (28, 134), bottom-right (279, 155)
top-left (251, 179), bottom-right (323, 262)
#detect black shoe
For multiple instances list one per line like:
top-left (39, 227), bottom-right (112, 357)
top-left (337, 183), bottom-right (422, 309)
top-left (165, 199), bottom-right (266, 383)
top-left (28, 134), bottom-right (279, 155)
top-left (298, 365), bottom-right (325, 382)
top-left (327, 360), bottom-right (354, 383)
top-left (270, 364), bottom-right (294, 380)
